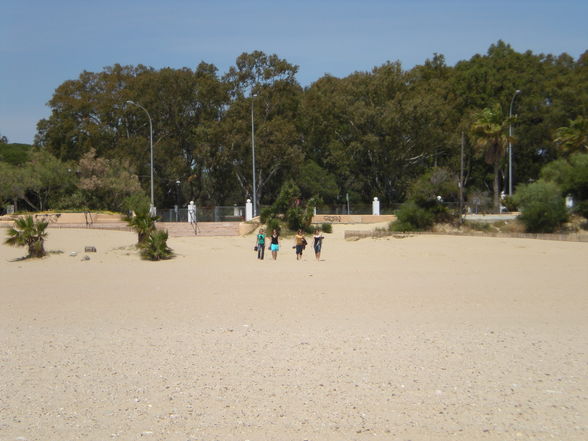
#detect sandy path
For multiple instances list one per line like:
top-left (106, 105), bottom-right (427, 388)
top-left (1, 226), bottom-right (587, 441)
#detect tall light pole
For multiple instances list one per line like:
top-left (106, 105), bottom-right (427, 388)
top-left (250, 94), bottom-right (257, 217)
top-left (508, 90), bottom-right (521, 196)
top-left (126, 100), bottom-right (155, 215)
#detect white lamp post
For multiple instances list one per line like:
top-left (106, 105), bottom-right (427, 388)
top-left (126, 100), bottom-right (155, 215)
top-left (508, 90), bottom-right (521, 196)
top-left (250, 94), bottom-right (257, 217)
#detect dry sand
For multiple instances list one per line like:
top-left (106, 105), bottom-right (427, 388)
top-left (1, 225), bottom-right (587, 441)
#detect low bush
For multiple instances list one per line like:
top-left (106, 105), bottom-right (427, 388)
top-left (265, 217), bottom-right (282, 234)
top-left (390, 201), bottom-right (434, 231)
top-left (501, 195), bottom-right (518, 212)
top-left (514, 180), bottom-right (568, 233)
top-left (320, 223), bottom-right (333, 233)
top-left (464, 221), bottom-right (491, 232)
top-left (140, 229), bottom-right (174, 261)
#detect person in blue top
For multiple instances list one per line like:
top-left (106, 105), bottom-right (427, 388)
top-left (256, 228), bottom-right (266, 260)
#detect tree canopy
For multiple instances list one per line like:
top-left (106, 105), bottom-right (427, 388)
top-left (2, 42), bottom-right (587, 214)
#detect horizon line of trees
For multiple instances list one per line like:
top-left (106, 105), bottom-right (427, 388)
top-left (1, 40), bottom-right (587, 214)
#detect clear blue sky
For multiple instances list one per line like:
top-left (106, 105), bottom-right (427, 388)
top-left (1, 0), bottom-right (586, 144)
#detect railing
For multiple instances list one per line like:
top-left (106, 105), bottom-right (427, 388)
top-left (315, 204), bottom-right (401, 215)
top-left (158, 206), bottom-right (245, 222)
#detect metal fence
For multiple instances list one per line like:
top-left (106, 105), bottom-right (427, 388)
top-left (158, 206), bottom-right (245, 222)
top-left (315, 204), bottom-right (401, 215)
top-left (158, 201), bottom-right (467, 222)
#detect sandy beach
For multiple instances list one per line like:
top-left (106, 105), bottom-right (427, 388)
top-left (1, 225), bottom-right (587, 441)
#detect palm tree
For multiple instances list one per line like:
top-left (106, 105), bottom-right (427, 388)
top-left (4, 215), bottom-right (49, 258)
top-left (554, 116), bottom-right (588, 156)
top-left (125, 206), bottom-right (158, 246)
top-left (471, 104), bottom-right (512, 211)
top-left (140, 229), bottom-right (174, 261)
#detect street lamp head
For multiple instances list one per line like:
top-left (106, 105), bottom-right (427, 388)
top-left (126, 100), bottom-right (135, 105)
top-left (515, 90), bottom-right (521, 94)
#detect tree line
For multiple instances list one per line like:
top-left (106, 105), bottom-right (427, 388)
top-left (1, 41), bottom-right (587, 214)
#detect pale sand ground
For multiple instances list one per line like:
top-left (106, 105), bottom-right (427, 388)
top-left (1, 224), bottom-right (587, 441)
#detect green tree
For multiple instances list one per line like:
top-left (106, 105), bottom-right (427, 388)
top-left (554, 116), bottom-right (588, 156)
top-left (470, 104), bottom-right (512, 211)
top-left (0, 143), bottom-right (32, 165)
top-left (222, 51), bottom-right (304, 207)
top-left (296, 160), bottom-right (339, 202)
top-left (4, 215), bottom-right (49, 258)
top-left (76, 148), bottom-right (144, 211)
top-left (26, 150), bottom-right (76, 211)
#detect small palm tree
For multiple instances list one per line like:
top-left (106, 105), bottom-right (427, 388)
top-left (140, 230), bottom-right (174, 261)
top-left (555, 116), bottom-right (588, 156)
top-left (4, 215), bottom-right (49, 258)
top-left (125, 206), bottom-right (158, 246)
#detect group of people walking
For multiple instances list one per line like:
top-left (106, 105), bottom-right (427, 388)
top-left (255, 228), bottom-right (324, 261)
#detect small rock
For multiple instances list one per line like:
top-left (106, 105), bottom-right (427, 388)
top-left (81, 255), bottom-right (90, 261)
top-left (85, 246), bottom-right (97, 252)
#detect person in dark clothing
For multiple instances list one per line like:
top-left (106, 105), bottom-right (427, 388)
top-left (269, 229), bottom-right (280, 260)
top-left (313, 229), bottom-right (324, 261)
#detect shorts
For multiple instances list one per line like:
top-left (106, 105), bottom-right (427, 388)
top-left (295, 245), bottom-right (303, 255)
top-left (270, 244), bottom-right (280, 252)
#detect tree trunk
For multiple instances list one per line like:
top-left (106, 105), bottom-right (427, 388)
top-left (493, 162), bottom-right (500, 212)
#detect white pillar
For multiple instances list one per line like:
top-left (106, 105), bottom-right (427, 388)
top-left (245, 199), bottom-right (253, 221)
top-left (565, 195), bottom-right (574, 209)
top-left (372, 197), bottom-right (380, 216)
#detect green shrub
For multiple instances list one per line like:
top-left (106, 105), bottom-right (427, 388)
top-left (389, 168), bottom-right (458, 230)
top-left (303, 224), bottom-right (315, 234)
top-left (465, 221), bottom-right (491, 232)
top-left (285, 206), bottom-right (304, 231)
top-left (122, 193), bottom-right (151, 214)
top-left (541, 153), bottom-right (588, 218)
top-left (266, 217), bottom-right (281, 234)
top-left (140, 230), bottom-right (174, 261)
top-left (514, 180), bottom-right (568, 233)
top-left (390, 200), bottom-right (434, 231)
top-left (320, 223), bottom-right (333, 233)
top-left (260, 207), bottom-right (274, 224)
top-left (575, 200), bottom-right (588, 219)
top-left (4, 215), bottom-right (49, 258)
top-left (264, 181), bottom-right (320, 233)
top-left (502, 195), bottom-right (518, 212)
top-left (125, 205), bottom-right (158, 245)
